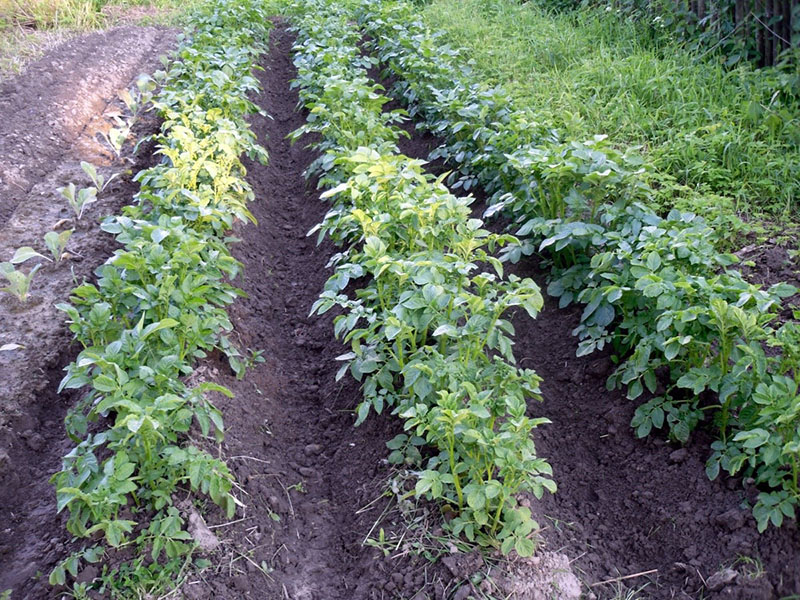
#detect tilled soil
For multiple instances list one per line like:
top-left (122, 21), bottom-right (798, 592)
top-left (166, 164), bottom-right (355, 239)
top-left (0, 26), bottom-right (176, 598)
top-left (510, 289), bottom-right (800, 600)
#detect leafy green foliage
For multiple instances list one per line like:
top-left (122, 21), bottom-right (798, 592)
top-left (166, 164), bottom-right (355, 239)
top-left (358, 0), bottom-right (800, 531)
top-left (420, 0), bottom-right (800, 218)
top-left (0, 261), bottom-right (41, 301)
top-left (80, 161), bottom-right (119, 193)
top-left (50, 0), bottom-right (271, 594)
top-left (44, 229), bottom-right (73, 262)
top-left (288, 0), bottom-right (553, 555)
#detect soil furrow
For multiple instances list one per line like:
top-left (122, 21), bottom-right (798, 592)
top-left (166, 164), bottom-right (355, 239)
top-left (182, 24), bottom-right (408, 600)
top-left (0, 26), bottom-right (175, 223)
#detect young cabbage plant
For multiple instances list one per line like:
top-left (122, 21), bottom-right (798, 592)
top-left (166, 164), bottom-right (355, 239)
top-left (9, 246), bottom-right (48, 264)
top-left (81, 162), bottom-right (119, 193)
top-left (44, 230), bottom-right (74, 262)
top-left (101, 121), bottom-right (131, 158)
top-left (0, 262), bottom-right (41, 302)
top-left (119, 74), bottom-right (157, 118)
top-left (58, 183), bottom-right (98, 220)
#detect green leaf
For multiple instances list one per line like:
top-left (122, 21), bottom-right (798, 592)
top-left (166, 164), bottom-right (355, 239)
top-left (432, 324), bottom-right (458, 337)
top-left (354, 401), bottom-right (370, 427)
top-left (93, 375), bottom-right (117, 393)
top-left (10, 247), bottom-right (47, 264)
top-left (466, 488), bottom-right (485, 510)
top-left (514, 536), bottom-right (535, 558)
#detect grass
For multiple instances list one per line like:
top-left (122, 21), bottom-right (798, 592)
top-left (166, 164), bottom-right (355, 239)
top-left (421, 0), bottom-right (800, 221)
top-left (0, 0), bottom-right (105, 30)
top-left (0, 0), bottom-right (194, 29)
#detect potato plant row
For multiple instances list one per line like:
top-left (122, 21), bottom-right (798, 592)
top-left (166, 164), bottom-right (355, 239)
top-left (286, 0), bottom-right (555, 555)
top-left (48, 1), bottom-right (271, 590)
top-left (356, 0), bottom-right (800, 532)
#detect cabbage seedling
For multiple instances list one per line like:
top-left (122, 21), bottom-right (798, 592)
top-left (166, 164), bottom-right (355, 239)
top-left (0, 262), bottom-right (41, 302)
top-left (58, 183), bottom-right (98, 219)
top-left (44, 230), bottom-right (73, 262)
top-left (9, 246), bottom-right (48, 264)
top-left (81, 162), bottom-right (118, 193)
top-left (100, 121), bottom-right (131, 158)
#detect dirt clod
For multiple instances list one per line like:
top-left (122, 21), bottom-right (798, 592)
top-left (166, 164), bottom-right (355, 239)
top-left (669, 448), bottom-right (689, 464)
top-left (303, 443), bottom-right (323, 456)
top-left (187, 509), bottom-right (220, 553)
top-left (493, 552), bottom-right (581, 600)
top-left (707, 568), bottom-right (738, 591)
top-left (713, 508), bottom-right (747, 532)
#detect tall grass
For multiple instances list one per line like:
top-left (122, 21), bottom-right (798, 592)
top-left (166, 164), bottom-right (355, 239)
top-left (0, 0), bottom-right (198, 80)
top-left (422, 0), bottom-right (800, 219)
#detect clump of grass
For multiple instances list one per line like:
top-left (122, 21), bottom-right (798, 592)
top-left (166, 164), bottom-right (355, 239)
top-left (0, 0), bottom-right (197, 30)
top-left (422, 0), bottom-right (800, 219)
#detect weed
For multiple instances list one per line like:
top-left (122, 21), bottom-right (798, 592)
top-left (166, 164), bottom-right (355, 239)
top-left (287, 481), bottom-right (306, 494)
top-left (732, 555), bottom-right (765, 580)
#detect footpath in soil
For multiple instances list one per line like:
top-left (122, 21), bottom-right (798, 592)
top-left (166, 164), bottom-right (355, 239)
top-left (0, 27), bottom-right (176, 598)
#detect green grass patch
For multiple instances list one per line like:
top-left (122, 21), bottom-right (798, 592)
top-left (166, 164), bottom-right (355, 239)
top-left (422, 0), bottom-right (800, 221)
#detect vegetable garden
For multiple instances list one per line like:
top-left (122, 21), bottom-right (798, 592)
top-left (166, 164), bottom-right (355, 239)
top-left (0, 0), bottom-right (798, 598)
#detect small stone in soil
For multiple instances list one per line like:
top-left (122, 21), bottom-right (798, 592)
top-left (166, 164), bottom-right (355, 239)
top-left (706, 568), bottom-right (738, 591)
top-left (669, 448), bottom-right (689, 464)
top-left (304, 443), bottom-right (323, 456)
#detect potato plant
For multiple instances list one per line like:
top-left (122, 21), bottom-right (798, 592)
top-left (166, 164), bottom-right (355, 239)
top-left (49, 0), bottom-right (272, 593)
top-left (288, 0), bottom-right (554, 556)
top-left (357, 0), bottom-right (800, 532)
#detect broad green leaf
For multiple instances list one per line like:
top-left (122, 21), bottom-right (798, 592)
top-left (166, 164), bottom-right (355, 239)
top-left (10, 247), bottom-right (47, 264)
